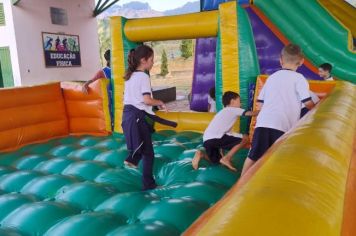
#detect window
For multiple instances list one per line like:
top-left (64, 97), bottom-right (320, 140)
top-left (0, 47), bottom-right (14, 87)
top-left (0, 3), bottom-right (5, 26)
top-left (50, 7), bottom-right (68, 25)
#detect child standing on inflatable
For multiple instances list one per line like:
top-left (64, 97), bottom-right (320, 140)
top-left (121, 45), bottom-right (166, 190)
top-left (241, 44), bottom-right (315, 176)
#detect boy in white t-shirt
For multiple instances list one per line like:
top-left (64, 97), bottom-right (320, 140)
top-left (318, 63), bottom-right (334, 81)
top-left (192, 91), bottom-right (258, 171)
top-left (241, 44), bottom-right (315, 176)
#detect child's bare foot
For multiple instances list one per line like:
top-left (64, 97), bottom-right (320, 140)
top-left (220, 157), bottom-right (237, 172)
top-left (124, 161), bottom-right (138, 168)
top-left (192, 150), bottom-right (203, 170)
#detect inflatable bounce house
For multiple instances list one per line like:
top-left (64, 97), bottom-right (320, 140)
top-left (0, 0), bottom-right (355, 235)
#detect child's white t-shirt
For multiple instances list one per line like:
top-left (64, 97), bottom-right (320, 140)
top-left (124, 71), bottom-right (153, 114)
top-left (208, 95), bottom-right (216, 112)
top-left (203, 107), bottom-right (245, 141)
top-left (256, 70), bottom-right (311, 132)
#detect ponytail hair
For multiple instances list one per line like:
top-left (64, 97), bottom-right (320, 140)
top-left (124, 44), bottom-right (154, 81)
top-left (124, 49), bottom-right (137, 81)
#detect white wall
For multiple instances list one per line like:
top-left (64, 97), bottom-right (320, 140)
top-left (0, 0), bottom-right (21, 86)
top-left (11, 0), bottom-right (101, 85)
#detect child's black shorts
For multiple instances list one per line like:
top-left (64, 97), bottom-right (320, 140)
top-left (203, 134), bottom-right (242, 164)
top-left (300, 107), bottom-right (309, 118)
top-left (248, 127), bottom-right (284, 162)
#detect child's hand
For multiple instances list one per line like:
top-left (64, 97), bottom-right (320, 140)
top-left (159, 103), bottom-right (167, 112)
top-left (315, 92), bottom-right (326, 98)
top-left (82, 83), bottom-right (89, 94)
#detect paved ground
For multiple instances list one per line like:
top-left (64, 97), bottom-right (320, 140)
top-left (166, 97), bottom-right (191, 112)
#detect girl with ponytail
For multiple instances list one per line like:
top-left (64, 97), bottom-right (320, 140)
top-left (121, 44), bottom-right (172, 190)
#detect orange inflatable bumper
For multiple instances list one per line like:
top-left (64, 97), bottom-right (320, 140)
top-left (0, 80), bottom-right (110, 153)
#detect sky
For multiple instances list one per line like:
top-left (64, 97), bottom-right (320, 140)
top-left (115, 0), bottom-right (195, 11)
top-left (345, 0), bottom-right (356, 7)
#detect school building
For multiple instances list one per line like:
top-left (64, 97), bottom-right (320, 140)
top-left (0, 0), bottom-right (115, 87)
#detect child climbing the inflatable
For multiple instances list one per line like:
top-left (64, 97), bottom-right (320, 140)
top-left (241, 44), bottom-right (315, 176)
top-left (121, 44), bottom-right (175, 190)
top-left (192, 91), bottom-right (258, 171)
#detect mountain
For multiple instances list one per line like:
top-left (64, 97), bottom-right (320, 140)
top-left (97, 1), bottom-right (200, 19)
top-left (164, 2), bottom-right (200, 15)
top-left (122, 2), bottom-right (150, 10)
top-left (97, 2), bottom-right (162, 19)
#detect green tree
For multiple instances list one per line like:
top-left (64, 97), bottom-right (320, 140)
top-left (180, 39), bottom-right (193, 59)
top-left (160, 49), bottom-right (169, 77)
top-left (97, 19), bottom-right (111, 66)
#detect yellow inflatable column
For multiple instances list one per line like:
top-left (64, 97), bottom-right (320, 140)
top-left (220, 1), bottom-right (239, 94)
top-left (111, 16), bottom-right (126, 133)
top-left (99, 79), bottom-right (112, 132)
top-left (218, 1), bottom-right (240, 131)
top-left (111, 16), bottom-right (138, 133)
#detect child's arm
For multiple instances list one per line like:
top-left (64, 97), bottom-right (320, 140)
top-left (141, 75), bottom-right (167, 111)
top-left (82, 70), bottom-right (104, 94)
top-left (256, 101), bottom-right (263, 111)
top-left (243, 110), bottom-right (259, 117)
top-left (143, 95), bottom-right (167, 111)
top-left (297, 78), bottom-right (315, 110)
top-left (303, 100), bottom-right (315, 110)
